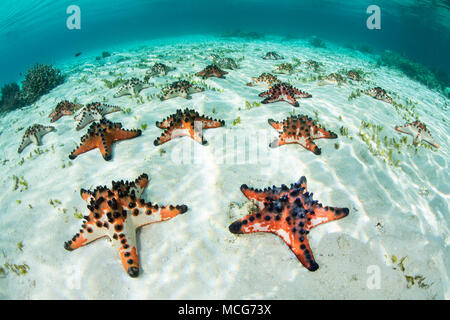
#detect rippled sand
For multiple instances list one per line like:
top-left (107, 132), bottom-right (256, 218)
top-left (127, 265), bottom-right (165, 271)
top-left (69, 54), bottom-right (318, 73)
top-left (0, 35), bottom-right (448, 299)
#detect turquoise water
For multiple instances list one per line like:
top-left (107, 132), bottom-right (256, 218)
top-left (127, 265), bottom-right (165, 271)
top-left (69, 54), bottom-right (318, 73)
top-left (0, 0), bottom-right (449, 86)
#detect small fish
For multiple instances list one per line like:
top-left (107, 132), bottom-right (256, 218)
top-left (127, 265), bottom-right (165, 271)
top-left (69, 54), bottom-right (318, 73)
top-left (75, 52), bottom-right (82, 57)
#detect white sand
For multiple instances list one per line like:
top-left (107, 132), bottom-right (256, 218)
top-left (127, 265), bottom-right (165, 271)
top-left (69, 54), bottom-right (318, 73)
top-left (0, 35), bottom-right (448, 299)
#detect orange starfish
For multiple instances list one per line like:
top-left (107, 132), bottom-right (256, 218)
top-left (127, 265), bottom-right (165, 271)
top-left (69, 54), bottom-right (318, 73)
top-left (229, 176), bottom-right (349, 271)
top-left (154, 108), bottom-right (225, 146)
top-left (196, 65), bottom-right (228, 79)
top-left (49, 100), bottom-right (81, 122)
top-left (69, 119), bottom-right (141, 161)
top-left (64, 173), bottom-right (188, 277)
top-left (268, 115), bottom-right (337, 155)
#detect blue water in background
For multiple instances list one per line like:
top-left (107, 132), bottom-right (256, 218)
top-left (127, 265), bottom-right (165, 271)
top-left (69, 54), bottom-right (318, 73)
top-left (0, 0), bottom-right (449, 87)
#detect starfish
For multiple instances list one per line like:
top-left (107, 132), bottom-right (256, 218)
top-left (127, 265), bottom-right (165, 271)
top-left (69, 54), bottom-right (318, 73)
top-left (303, 60), bottom-right (323, 72)
top-left (362, 87), bottom-right (393, 104)
top-left (322, 73), bottom-right (346, 85)
top-left (273, 63), bottom-right (295, 75)
top-left (346, 70), bottom-right (362, 81)
top-left (18, 124), bottom-right (55, 153)
top-left (160, 80), bottom-right (204, 101)
top-left (154, 108), bottom-right (225, 146)
top-left (74, 102), bottom-right (121, 131)
top-left (113, 78), bottom-right (149, 97)
top-left (395, 121), bottom-right (439, 148)
top-left (208, 54), bottom-right (239, 70)
top-left (214, 57), bottom-right (239, 70)
top-left (49, 100), bottom-right (81, 122)
top-left (64, 173), bottom-right (188, 277)
top-left (268, 115), bottom-right (337, 155)
top-left (196, 65), bottom-right (228, 79)
top-left (229, 176), bottom-right (349, 271)
top-left (69, 119), bottom-right (141, 161)
top-left (146, 62), bottom-right (176, 77)
top-left (262, 51), bottom-right (284, 60)
top-left (246, 73), bottom-right (280, 87)
top-left (259, 82), bottom-right (312, 107)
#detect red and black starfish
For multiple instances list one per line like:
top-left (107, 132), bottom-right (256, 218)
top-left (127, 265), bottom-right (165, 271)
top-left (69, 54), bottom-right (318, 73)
top-left (362, 87), bottom-right (393, 104)
top-left (154, 108), bottom-right (225, 146)
top-left (69, 119), bottom-right (141, 161)
top-left (268, 115), bottom-right (337, 155)
top-left (64, 173), bottom-right (188, 277)
top-left (49, 100), bottom-right (81, 122)
top-left (259, 82), bottom-right (312, 107)
top-left (196, 65), bottom-right (228, 79)
top-left (229, 176), bottom-right (349, 271)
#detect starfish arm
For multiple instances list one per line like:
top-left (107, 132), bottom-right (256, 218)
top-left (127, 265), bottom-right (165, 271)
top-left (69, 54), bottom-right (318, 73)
top-left (128, 173), bottom-right (149, 198)
top-left (112, 128), bottom-right (142, 142)
top-left (188, 86), bottom-right (203, 94)
top-left (127, 203), bottom-right (188, 229)
top-left (268, 119), bottom-right (284, 132)
top-left (50, 112), bottom-right (63, 122)
top-left (114, 86), bottom-right (131, 98)
top-left (293, 88), bottom-right (312, 98)
top-left (97, 128), bottom-right (141, 160)
top-left (271, 131), bottom-right (320, 154)
top-left (69, 136), bottom-right (101, 160)
top-left (154, 126), bottom-right (190, 146)
top-left (18, 137), bottom-right (31, 153)
top-left (229, 210), bottom-right (282, 235)
top-left (270, 132), bottom-right (306, 149)
top-left (76, 110), bottom-right (102, 131)
top-left (307, 206), bottom-right (349, 229)
top-left (283, 95), bottom-right (300, 107)
top-left (64, 219), bottom-right (107, 251)
top-left (98, 135), bottom-right (113, 160)
top-left (258, 90), bottom-right (270, 98)
top-left (154, 123), bottom-right (205, 145)
top-left (197, 118), bottom-right (225, 129)
top-left (304, 138), bottom-right (321, 155)
top-left (297, 176), bottom-right (307, 191)
top-left (192, 127), bottom-right (207, 145)
top-left (421, 132), bottom-right (439, 148)
top-left (80, 188), bottom-right (94, 202)
top-left (240, 184), bottom-right (288, 210)
top-left (117, 236), bottom-right (140, 277)
top-left (159, 90), bottom-right (170, 100)
top-left (156, 116), bottom-right (175, 129)
top-left (31, 133), bottom-right (41, 146)
top-left (73, 111), bottom-right (83, 121)
top-left (311, 126), bottom-right (338, 139)
top-left (98, 104), bottom-right (121, 116)
top-left (215, 70), bottom-right (227, 78)
top-left (196, 70), bottom-right (206, 77)
top-left (269, 135), bottom-right (283, 148)
top-left (412, 136), bottom-right (420, 146)
top-left (261, 96), bottom-right (284, 104)
top-left (281, 228), bottom-right (319, 271)
top-left (240, 184), bottom-right (270, 204)
top-left (109, 219), bottom-right (141, 277)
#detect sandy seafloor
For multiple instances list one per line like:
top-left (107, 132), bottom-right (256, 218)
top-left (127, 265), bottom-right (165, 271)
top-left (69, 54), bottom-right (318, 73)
top-left (0, 35), bottom-right (448, 299)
